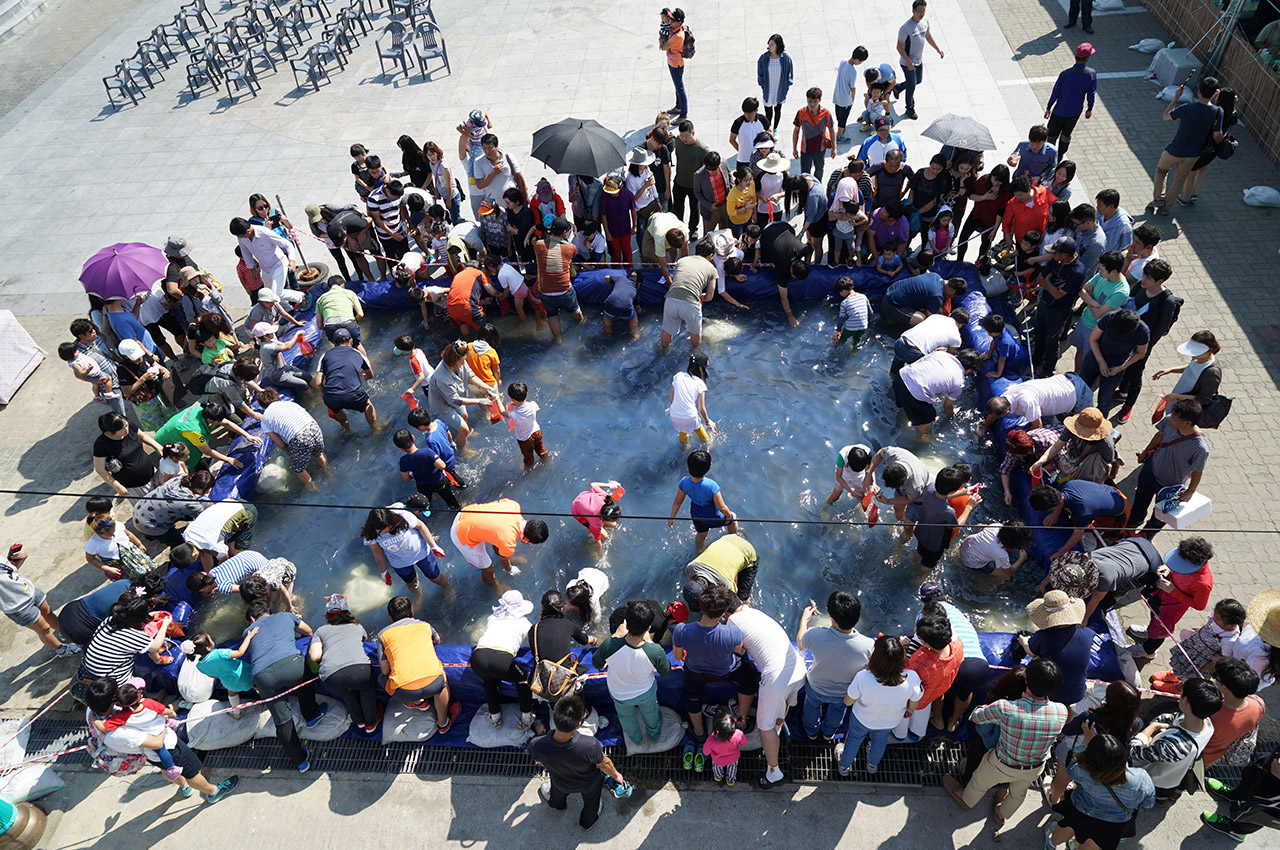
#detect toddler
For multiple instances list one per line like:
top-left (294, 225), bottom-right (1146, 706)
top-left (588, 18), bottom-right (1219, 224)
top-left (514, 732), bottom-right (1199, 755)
top-left (858, 80), bottom-right (891, 131)
top-left (833, 277), bottom-right (871, 348)
top-left (504, 381), bottom-right (549, 469)
top-left (92, 681), bottom-right (182, 780)
top-left (58, 342), bottom-right (119, 408)
top-left (668, 351), bottom-right (714, 445)
top-left (701, 708), bottom-right (746, 786)
top-left (456, 109), bottom-right (490, 162)
top-left (156, 443), bottom-right (191, 485)
top-left (1152, 598), bottom-right (1246, 694)
top-left (875, 242), bottom-right (903, 277)
top-left (979, 313), bottom-right (1019, 379)
top-left (570, 481), bottom-right (624, 550)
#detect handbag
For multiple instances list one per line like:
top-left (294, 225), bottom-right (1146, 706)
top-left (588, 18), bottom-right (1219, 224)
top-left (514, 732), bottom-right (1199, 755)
top-left (529, 624), bottom-right (581, 704)
top-left (1200, 394), bottom-right (1232, 429)
top-left (1216, 134), bottom-right (1238, 160)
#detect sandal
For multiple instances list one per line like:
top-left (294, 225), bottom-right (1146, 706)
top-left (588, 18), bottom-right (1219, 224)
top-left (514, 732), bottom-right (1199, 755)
top-left (682, 741), bottom-right (695, 770)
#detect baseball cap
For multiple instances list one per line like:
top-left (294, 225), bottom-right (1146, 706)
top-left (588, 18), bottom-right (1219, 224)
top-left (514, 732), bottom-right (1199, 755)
top-left (325, 593), bottom-right (348, 612)
top-left (874, 117), bottom-right (891, 129)
top-left (603, 175), bottom-right (623, 194)
top-left (1075, 42), bottom-right (1096, 58)
top-left (682, 579), bottom-right (706, 612)
top-left (669, 7), bottom-right (685, 21)
top-left (1051, 236), bottom-right (1078, 254)
top-left (117, 338), bottom-right (146, 361)
top-left (918, 581), bottom-right (945, 603)
top-left (542, 212), bottom-right (556, 231)
top-left (469, 109), bottom-right (484, 125)
top-left (536, 177), bottom-right (553, 196)
top-left (689, 350), bottom-right (709, 370)
top-left (250, 321), bottom-right (276, 339)
top-left (332, 327), bottom-right (352, 342)
top-left (477, 200), bottom-right (496, 215)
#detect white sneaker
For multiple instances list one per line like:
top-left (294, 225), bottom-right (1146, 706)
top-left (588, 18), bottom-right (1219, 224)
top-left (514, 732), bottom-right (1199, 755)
top-left (538, 782), bottom-right (551, 803)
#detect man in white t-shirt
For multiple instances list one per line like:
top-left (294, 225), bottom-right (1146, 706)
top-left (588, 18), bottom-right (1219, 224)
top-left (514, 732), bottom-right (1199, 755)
top-left (727, 603), bottom-right (807, 790)
top-left (984, 372), bottom-right (1092, 430)
top-left (959, 522), bottom-right (1032, 579)
top-left (894, 349), bottom-right (981, 440)
top-left (891, 309), bottom-right (968, 375)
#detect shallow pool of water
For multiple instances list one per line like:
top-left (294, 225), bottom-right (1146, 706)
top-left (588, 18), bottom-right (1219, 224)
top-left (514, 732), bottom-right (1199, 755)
top-left (198, 301), bottom-right (1039, 644)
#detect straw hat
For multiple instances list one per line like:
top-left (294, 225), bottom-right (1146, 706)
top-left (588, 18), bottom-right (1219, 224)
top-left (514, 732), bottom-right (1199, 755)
top-left (757, 152), bottom-right (791, 173)
top-left (1048, 551), bottom-right (1099, 601)
top-left (1064, 407), bottom-right (1112, 441)
top-left (1026, 589), bottom-right (1086, 629)
top-left (1247, 589), bottom-right (1280, 648)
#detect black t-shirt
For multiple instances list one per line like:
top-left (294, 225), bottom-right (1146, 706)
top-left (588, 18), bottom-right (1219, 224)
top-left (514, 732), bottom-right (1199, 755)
top-left (528, 731), bottom-right (604, 793)
top-left (910, 169), bottom-right (954, 218)
top-left (507, 206), bottom-right (535, 244)
top-left (1131, 287), bottom-right (1177, 345)
top-left (1095, 312), bottom-right (1150, 366)
top-left (1041, 258), bottom-right (1086, 310)
top-left (869, 163), bottom-right (914, 206)
top-left (327, 209), bottom-right (369, 243)
top-left (529, 617), bottom-right (590, 664)
top-left (649, 142), bottom-right (673, 189)
top-left (93, 431), bottom-right (157, 488)
top-left (606, 600), bottom-right (670, 645)
top-left (318, 346), bottom-right (370, 398)
top-left (760, 221), bottom-right (812, 288)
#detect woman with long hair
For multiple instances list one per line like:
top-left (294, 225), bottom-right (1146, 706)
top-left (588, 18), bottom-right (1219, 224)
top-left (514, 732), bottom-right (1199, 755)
top-left (756, 34), bottom-right (793, 131)
top-left (835, 635), bottom-right (923, 776)
top-left (1049, 680), bottom-right (1142, 804)
top-left (1045, 726), bottom-right (1156, 850)
top-left (394, 135), bottom-right (431, 189)
top-left (1181, 87), bottom-right (1237, 204)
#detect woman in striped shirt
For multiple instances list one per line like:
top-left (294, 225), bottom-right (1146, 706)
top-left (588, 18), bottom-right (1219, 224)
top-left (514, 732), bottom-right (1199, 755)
top-left (78, 595), bottom-right (169, 686)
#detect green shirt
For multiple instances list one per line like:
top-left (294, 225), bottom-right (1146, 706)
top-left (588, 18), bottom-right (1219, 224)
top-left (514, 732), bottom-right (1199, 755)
top-left (200, 338), bottom-right (232, 365)
top-left (154, 404), bottom-right (210, 456)
top-left (1081, 273), bottom-right (1129, 330)
top-left (673, 137), bottom-right (710, 188)
top-left (666, 256), bottom-right (717, 304)
top-left (316, 287), bottom-right (359, 326)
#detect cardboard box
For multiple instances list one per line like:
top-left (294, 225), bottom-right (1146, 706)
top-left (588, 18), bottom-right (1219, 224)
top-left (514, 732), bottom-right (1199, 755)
top-left (1154, 490), bottom-right (1212, 529)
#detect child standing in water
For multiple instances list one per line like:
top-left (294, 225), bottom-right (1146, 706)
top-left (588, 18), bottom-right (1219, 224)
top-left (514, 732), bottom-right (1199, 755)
top-left (668, 351), bottom-right (715, 445)
top-left (668, 450), bottom-right (739, 549)
top-left (570, 481), bottom-right (624, 552)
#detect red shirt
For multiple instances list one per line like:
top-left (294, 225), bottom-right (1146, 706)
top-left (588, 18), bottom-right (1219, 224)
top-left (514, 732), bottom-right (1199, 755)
top-left (908, 638), bottom-right (964, 707)
top-left (236, 259), bottom-right (263, 293)
top-left (1148, 564), bottom-right (1213, 639)
top-left (708, 169), bottom-right (727, 204)
top-left (1000, 184), bottom-right (1055, 243)
top-left (534, 239), bottom-right (577, 296)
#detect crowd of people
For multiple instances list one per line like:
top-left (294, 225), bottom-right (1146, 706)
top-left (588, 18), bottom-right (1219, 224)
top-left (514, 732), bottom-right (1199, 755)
top-left (9, 4), bottom-right (1275, 842)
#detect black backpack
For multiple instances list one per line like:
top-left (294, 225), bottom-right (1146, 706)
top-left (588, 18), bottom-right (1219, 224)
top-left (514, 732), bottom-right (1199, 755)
top-left (187, 362), bottom-right (233, 397)
top-left (681, 27), bottom-right (696, 58)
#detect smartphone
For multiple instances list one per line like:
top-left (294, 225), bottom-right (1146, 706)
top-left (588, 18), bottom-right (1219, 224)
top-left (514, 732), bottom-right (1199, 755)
top-left (1183, 70), bottom-right (1195, 86)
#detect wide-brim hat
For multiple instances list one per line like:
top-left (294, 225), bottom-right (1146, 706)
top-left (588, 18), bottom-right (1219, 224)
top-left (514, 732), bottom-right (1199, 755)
top-left (1176, 338), bottom-right (1210, 357)
top-left (757, 152), bottom-right (791, 173)
top-left (493, 589), bottom-right (534, 619)
top-left (164, 236), bottom-right (191, 257)
top-left (304, 203), bottom-right (323, 223)
top-left (1026, 589), bottom-right (1086, 629)
top-left (627, 147), bottom-right (656, 167)
top-left (1064, 407), bottom-right (1112, 441)
top-left (1163, 545), bottom-right (1207, 575)
top-left (1247, 589), bottom-right (1280, 648)
top-left (754, 138), bottom-right (776, 150)
top-left (1048, 551), bottom-right (1099, 600)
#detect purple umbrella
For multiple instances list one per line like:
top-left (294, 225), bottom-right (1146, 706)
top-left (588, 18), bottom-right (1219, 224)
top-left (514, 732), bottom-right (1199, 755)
top-left (79, 242), bottom-right (169, 300)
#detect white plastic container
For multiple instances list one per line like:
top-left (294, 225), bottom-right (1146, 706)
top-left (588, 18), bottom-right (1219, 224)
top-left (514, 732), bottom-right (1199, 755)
top-left (1154, 491), bottom-right (1212, 529)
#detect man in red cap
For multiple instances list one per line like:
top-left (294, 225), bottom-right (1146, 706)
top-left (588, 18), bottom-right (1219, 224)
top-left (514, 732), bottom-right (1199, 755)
top-left (1044, 44), bottom-right (1097, 158)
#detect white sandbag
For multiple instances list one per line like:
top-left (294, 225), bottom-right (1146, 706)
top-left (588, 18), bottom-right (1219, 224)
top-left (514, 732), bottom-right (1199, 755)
top-left (1130, 38), bottom-right (1166, 53)
top-left (257, 457), bottom-right (292, 493)
top-left (177, 657), bottom-right (216, 705)
top-left (578, 707), bottom-right (604, 737)
top-left (381, 702), bottom-right (438, 743)
top-left (1094, 0), bottom-right (1124, 9)
top-left (0, 719), bottom-right (29, 768)
top-left (467, 704), bottom-right (533, 748)
top-left (0, 765), bottom-right (64, 802)
top-left (1156, 85), bottom-right (1194, 102)
top-left (184, 700), bottom-right (272, 750)
top-left (1243, 186), bottom-right (1280, 207)
top-left (295, 697), bottom-right (351, 741)
top-left (617, 707), bottom-right (685, 754)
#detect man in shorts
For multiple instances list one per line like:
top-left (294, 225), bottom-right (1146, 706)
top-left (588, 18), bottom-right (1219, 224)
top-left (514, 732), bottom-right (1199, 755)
top-left (313, 328), bottom-right (380, 433)
top-left (182, 500), bottom-right (259, 571)
top-left (534, 217), bottom-right (583, 345)
top-left (446, 266), bottom-right (489, 336)
top-left (449, 498), bottom-right (549, 585)
top-left (893, 348), bottom-right (982, 440)
top-left (727, 600), bottom-right (806, 789)
top-left (315, 277), bottom-right (368, 359)
top-left (661, 241), bottom-right (718, 350)
top-left (1, 545), bottom-right (82, 657)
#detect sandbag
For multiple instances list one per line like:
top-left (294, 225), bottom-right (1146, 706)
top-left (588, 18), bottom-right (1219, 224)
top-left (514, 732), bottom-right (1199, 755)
top-left (0, 719), bottom-right (29, 769)
top-left (295, 696), bottom-right (350, 741)
top-left (1243, 186), bottom-right (1280, 208)
top-left (1130, 38), bottom-right (1166, 53)
top-left (1157, 85), bottom-right (1194, 103)
top-left (184, 699), bottom-right (272, 750)
top-left (257, 457), bottom-right (292, 494)
top-left (578, 707), bottom-right (604, 738)
top-left (615, 707), bottom-right (685, 754)
top-left (0, 765), bottom-right (63, 802)
top-left (381, 702), bottom-right (439, 743)
top-left (177, 657), bottom-right (216, 705)
top-left (466, 703), bottom-right (533, 748)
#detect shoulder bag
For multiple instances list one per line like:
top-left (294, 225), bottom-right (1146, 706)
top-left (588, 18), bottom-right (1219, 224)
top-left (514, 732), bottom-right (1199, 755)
top-left (529, 624), bottom-right (581, 704)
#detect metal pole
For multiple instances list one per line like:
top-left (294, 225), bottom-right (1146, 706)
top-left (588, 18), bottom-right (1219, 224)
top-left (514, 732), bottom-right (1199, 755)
top-left (274, 194), bottom-right (309, 267)
top-left (1209, 0), bottom-right (1244, 70)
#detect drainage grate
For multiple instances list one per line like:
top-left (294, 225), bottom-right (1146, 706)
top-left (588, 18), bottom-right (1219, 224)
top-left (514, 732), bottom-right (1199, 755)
top-left (16, 717), bottom-right (1248, 789)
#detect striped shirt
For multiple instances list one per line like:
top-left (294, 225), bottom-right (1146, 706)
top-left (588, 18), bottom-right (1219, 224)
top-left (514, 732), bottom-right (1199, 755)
top-left (77, 338), bottom-right (118, 383)
top-left (81, 621), bottom-right (154, 684)
top-left (210, 550), bottom-right (269, 594)
top-left (837, 291), bottom-right (871, 331)
top-left (367, 187), bottom-right (406, 237)
top-left (261, 400), bottom-right (316, 444)
top-left (971, 695), bottom-right (1068, 769)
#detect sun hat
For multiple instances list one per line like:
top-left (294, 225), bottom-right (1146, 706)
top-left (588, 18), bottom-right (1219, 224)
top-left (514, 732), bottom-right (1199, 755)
top-left (1246, 589), bottom-right (1280, 648)
top-left (1064, 407), bottom-right (1112, 441)
top-left (325, 593), bottom-right (349, 613)
top-left (603, 175), bottom-right (623, 194)
top-left (117, 338), bottom-right (147, 361)
top-left (1026, 589), bottom-right (1086, 629)
top-left (1004, 429), bottom-right (1035, 456)
top-left (1075, 42), bottom-right (1096, 58)
top-left (164, 236), bottom-right (191, 258)
top-left (493, 589), bottom-right (534, 619)
top-left (627, 147), bottom-right (656, 167)
top-left (469, 109), bottom-right (484, 125)
top-left (1048, 551), bottom-right (1099, 600)
top-left (1163, 545), bottom-right (1208, 575)
top-left (477, 199), bottom-right (496, 215)
top-left (1176, 338), bottom-right (1211, 357)
top-left (250, 321), bottom-right (276, 339)
top-left (757, 151), bottom-right (791, 173)
top-left (179, 266), bottom-right (204, 283)
top-left (257, 289), bottom-right (280, 303)
top-left (754, 137), bottom-right (776, 150)
top-left (304, 204), bottom-right (323, 223)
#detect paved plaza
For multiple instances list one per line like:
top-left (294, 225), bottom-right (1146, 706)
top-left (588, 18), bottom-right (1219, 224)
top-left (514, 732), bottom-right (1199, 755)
top-left (1, 0), bottom-right (1279, 845)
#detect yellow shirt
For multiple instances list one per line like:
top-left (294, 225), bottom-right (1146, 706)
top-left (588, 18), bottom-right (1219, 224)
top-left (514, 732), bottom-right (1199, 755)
top-left (727, 183), bottom-right (757, 225)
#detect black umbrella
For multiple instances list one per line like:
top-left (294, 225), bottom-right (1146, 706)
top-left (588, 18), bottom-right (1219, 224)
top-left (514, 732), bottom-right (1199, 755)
top-left (531, 118), bottom-right (626, 177)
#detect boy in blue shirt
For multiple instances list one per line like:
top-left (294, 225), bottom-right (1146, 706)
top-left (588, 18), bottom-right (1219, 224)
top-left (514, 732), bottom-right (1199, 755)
top-left (668, 450), bottom-right (739, 550)
top-left (979, 312), bottom-right (1021, 379)
top-left (407, 407), bottom-right (467, 491)
top-left (393, 429), bottom-right (460, 510)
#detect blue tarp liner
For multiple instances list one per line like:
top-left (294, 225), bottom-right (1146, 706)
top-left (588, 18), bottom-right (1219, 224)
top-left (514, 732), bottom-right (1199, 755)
top-left (190, 257), bottom-right (1126, 748)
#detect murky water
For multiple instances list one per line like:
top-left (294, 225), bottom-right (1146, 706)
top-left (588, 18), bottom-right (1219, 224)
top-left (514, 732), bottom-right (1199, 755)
top-left (196, 303), bottom-right (1038, 644)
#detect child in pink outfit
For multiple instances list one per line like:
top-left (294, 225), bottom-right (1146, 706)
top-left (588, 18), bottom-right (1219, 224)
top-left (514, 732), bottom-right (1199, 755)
top-left (701, 708), bottom-right (747, 786)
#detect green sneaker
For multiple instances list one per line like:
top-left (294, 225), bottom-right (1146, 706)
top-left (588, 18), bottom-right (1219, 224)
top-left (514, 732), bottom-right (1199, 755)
top-left (1200, 812), bottom-right (1244, 842)
top-left (205, 775), bottom-right (240, 805)
top-left (682, 742), bottom-right (694, 770)
top-left (1205, 777), bottom-right (1233, 804)
top-left (693, 751), bottom-right (706, 773)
